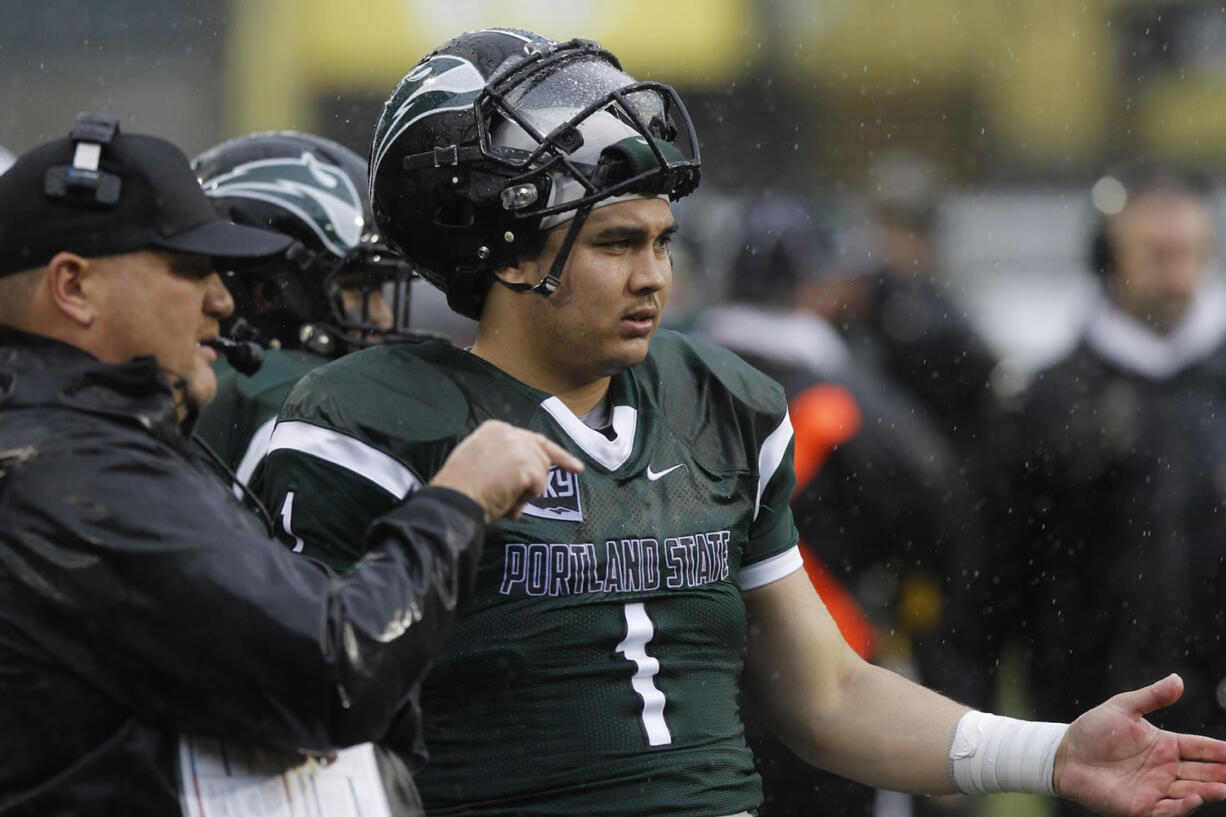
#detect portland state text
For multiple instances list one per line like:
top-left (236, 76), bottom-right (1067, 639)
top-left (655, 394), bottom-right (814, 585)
top-left (499, 531), bottom-right (732, 597)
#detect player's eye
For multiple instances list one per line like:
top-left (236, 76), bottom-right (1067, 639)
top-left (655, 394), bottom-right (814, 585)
top-left (655, 231), bottom-right (678, 253)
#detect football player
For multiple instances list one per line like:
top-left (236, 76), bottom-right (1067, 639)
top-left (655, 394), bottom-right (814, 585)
top-left (192, 131), bottom-right (417, 490)
top-left (256, 28), bottom-right (1226, 817)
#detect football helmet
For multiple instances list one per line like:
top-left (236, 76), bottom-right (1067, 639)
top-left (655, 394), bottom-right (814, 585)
top-left (193, 131), bottom-right (416, 356)
top-left (369, 28), bottom-right (702, 319)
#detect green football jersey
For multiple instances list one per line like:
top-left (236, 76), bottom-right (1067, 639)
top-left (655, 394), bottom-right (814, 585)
top-left (255, 330), bottom-right (802, 817)
top-left (195, 348), bottom-right (326, 490)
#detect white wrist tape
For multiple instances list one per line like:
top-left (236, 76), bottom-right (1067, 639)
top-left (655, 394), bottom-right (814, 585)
top-left (948, 710), bottom-right (1069, 796)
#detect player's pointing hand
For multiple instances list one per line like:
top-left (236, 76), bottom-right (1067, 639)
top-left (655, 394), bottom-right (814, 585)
top-left (429, 420), bottom-right (584, 523)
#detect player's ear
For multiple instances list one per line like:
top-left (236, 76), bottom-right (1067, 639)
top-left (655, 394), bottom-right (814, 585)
top-left (493, 258), bottom-right (539, 287)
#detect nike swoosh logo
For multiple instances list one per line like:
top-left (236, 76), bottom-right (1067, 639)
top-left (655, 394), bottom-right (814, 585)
top-left (646, 464), bottom-right (684, 481)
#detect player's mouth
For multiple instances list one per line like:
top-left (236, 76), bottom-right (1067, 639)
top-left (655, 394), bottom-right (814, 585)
top-left (620, 306), bottom-right (657, 337)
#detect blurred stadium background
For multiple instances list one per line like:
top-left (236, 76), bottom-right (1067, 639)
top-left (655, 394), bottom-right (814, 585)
top-left (6, 0), bottom-right (1226, 369)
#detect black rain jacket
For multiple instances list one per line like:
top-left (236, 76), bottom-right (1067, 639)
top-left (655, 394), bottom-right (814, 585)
top-left (0, 326), bottom-right (484, 815)
top-left (990, 291), bottom-right (1226, 742)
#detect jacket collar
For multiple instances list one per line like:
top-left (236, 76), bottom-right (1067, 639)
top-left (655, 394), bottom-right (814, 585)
top-left (0, 324), bottom-right (189, 450)
top-left (690, 304), bottom-right (852, 378)
top-left (1082, 284), bottom-right (1226, 381)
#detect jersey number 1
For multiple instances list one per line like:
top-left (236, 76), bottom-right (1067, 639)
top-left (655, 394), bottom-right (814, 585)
top-left (616, 602), bottom-right (673, 746)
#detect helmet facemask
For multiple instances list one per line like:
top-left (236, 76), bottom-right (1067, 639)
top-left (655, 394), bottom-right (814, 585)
top-left (483, 43), bottom-right (699, 297)
top-left (312, 240), bottom-right (417, 352)
top-left (371, 34), bottom-right (701, 317)
top-left (482, 44), bottom-right (699, 218)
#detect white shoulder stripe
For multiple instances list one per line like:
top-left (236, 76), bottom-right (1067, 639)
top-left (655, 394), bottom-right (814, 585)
top-left (739, 545), bottom-right (804, 591)
top-left (267, 420), bottom-right (421, 499)
top-left (754, 413), bottom-right (794, 520)
top-left (231, 415), bottom-right (278, 498)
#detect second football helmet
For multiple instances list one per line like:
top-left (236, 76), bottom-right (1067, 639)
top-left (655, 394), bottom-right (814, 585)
top-left (194, 131), bottom-right (415, 356)
top-left (369, 28), bottom-right (702, 318)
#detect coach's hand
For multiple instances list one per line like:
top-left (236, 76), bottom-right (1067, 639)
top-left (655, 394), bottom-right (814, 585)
top-left (430, 420), bottom-right (584, 523)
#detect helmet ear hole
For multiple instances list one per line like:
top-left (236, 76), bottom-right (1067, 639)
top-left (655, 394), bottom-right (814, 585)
top-left (433, 197), bottom-right (475, 230)
top-left (250, 278), bottom-right (282, 311)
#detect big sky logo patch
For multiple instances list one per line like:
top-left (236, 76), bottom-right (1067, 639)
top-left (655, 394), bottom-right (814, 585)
top-left (522, 464), bottom-right (583, 522)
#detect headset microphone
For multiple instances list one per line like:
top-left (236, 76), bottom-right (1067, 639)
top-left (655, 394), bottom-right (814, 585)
top-left (201, 336), bottom-right (265, 376)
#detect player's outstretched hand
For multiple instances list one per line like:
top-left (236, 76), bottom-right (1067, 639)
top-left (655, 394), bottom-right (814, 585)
top-left (429, 420), bottom-right (584, 523)
top-left (1054, 674), bottom-right (1226, 817)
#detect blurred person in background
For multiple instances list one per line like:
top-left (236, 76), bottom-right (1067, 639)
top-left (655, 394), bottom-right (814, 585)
top-left (191, 131), bottom-right (419, 491)
top-left (823, 150), bottom-right (999, 461)
top-left (807, 159), bottom-right (1003, 678)
top-left (992, 157), bottom-right (1226, 817)
top-left (692, 193), bottom-right (988, 817)
top-left (822, 154), bottom-right (1008, 700)
top-left (659, 187), bottom-right (751, 330)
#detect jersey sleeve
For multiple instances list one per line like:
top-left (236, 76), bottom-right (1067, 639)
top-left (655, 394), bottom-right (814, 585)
top-left (664, 331), bottom-right (803, 590)
top-left (740, 410), bottom-right (803, 590)
top-left (253, 363), bottom-right (426, 570)
top-left (255, 422), bottom-right (420, 569)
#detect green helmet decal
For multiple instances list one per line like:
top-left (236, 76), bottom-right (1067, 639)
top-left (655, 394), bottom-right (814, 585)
top-left (371, 54), bottom-right (486, 182)
top-left (202, 151), bottom-right (365, 257)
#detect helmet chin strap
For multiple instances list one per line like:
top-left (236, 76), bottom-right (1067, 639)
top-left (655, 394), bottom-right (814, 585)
top-left (498, 204), bottom-right (593, 299)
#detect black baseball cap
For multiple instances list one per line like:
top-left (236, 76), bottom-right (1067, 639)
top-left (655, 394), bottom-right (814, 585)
top-left (0, 112), bottom-right (293, 277)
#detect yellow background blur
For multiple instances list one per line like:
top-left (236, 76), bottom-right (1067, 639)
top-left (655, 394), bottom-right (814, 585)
top-left (227, 0), bottom-right (1226, 185)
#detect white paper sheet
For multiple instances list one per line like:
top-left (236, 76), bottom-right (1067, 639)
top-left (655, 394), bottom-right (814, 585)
top-left (178, 736), bottom-right (393, 817)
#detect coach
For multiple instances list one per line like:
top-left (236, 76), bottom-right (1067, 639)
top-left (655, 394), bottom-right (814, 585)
top-left (0, 113), bottom-right (579, 814)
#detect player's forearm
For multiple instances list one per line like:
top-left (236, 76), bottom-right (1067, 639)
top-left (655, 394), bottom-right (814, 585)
top-left (744, 570), bottom-right (967, 794)
top-left (799, 659), bottom-right (968, 793)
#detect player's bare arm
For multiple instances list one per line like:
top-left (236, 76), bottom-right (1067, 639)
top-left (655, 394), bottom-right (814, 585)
top-left (743, 568), bottom-right (967, 794)
top-left (745, 569), bottom-right (1226, 816)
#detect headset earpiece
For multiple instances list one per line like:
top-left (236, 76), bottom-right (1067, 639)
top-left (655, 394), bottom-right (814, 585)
top-left (1089, 221), bottom-right (1115, 280)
